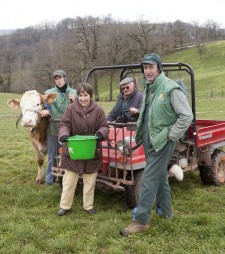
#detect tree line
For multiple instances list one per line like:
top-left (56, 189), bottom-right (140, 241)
top-left (0, 15), bottom-right (224, 100)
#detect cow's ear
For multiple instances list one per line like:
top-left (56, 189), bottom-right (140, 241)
top-left (40, 93), bottom-right (57, 104)
top-left (7, 99), bottom-right (20, 109)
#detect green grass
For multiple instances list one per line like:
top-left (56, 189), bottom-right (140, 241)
top-left (1, 92), bottom-right (225, 254)
top-left (1, 42), bottom-right (225, 253)
top-left (164, 41), bottom-right (225, 96)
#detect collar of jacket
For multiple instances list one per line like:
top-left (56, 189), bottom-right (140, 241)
top-left (75, 100), bottom-right (97, 114)
top-left (144, 72), bottom-right (165, 93)
top-left (122, 87), bottom-right (137, 100)
top-left (56, 83), bottom-right (68, 93)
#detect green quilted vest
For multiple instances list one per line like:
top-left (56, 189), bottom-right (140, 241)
top-left (136, 72), bottom-right (180, 152)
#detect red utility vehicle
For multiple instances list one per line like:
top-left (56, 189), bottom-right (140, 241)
top-left (52, 62), bottom-right (225, 209)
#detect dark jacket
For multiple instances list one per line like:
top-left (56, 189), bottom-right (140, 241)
top-left (106, 89), bottom-right (143, 122)
top-left (58, 100), bottom-right (108, 174)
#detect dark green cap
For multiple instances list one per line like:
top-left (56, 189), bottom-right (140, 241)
top-left (142, 53), bottom-right (163, 71)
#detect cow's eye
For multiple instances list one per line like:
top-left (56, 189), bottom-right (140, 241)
top-left (37, 103), bottom-right (40, 106)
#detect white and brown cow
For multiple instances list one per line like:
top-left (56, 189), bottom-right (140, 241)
top-left (7, 90), bottom-right (57, 184)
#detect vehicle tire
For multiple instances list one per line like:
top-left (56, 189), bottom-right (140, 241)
top-left (199, 149), bottom-right (225, 186)
top-left (123, 170), bottom-right (144, 209)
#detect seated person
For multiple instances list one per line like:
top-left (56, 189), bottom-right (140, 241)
top-left (107, 77), bottom-right (143, 123)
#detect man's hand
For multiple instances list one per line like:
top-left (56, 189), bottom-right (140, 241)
top-left (129, 107), bottom-right (139, 115)
top-left (69, 93), bottom-right (75, 103)
top-left (40, 110), bottom-right (50, 117)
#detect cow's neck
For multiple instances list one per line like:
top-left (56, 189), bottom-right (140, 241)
top-left (30, 117), bottom-right (48, 145)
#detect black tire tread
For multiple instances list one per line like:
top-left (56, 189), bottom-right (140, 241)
top-left (199, 149), bottom-right (225, 186)
top-left (123, 170), bottom-right (144, 209)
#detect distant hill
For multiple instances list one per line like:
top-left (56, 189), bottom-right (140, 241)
top-left (0, 29), bottom-right (16, 35)
top-left (163, 41), bottom-right (225, 95)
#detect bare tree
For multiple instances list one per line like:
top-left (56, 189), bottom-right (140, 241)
top-left (1, 35), bottom-right (16, 92)
top-left (172, 20), bottom-right (190, 49)
top-left (204, 19), bottom-right (221, 42)
top-left (73, 16), bottom-right (104, 100)
top-left (0, 75), bottom-right (4, 92)
top-left (126, 19), bottom-right (159, 59)
top-left (102, 22), bottom-right (130, 100)
top-left (191, 21), bottom-right (207, 59)
top-left (0, 16), bottom-right (224, 95)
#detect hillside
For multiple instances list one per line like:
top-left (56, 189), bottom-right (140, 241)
top-left (163, 41), bottom-right (225, 119)
top-left (1, 17), bottom-right (223, 94)
top-left (97, 41), bottom-right (225, 119)
top-left (164, 41), bottom-right (225, 95)
top-left (2, 41), bottom-right (225, 120)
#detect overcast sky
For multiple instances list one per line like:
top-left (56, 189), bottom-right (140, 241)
top-left (2, 0), bottom-right (225, 30)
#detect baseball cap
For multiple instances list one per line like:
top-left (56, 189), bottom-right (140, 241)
top-left (142, 53), bottom-right (163, 71)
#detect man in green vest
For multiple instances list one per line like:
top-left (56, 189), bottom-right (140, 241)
top-left (41, 70), bottom-right (77, 185)
top-left (120, 53), bottom-right (193, 236)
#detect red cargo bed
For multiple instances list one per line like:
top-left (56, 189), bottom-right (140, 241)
top-left (196, 119), bottom-right (225, 147)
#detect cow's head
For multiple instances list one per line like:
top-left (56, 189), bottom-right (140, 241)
top-left (7, 90), bottom-right (57, 127)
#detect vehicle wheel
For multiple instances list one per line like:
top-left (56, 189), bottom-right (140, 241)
top-left (124, 170), bottom-right (144, 209)
top-left (199, 149), bottom-right (225, 186)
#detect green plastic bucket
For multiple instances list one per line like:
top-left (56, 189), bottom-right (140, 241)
top-left (67, 135), bottom-right (97, 160)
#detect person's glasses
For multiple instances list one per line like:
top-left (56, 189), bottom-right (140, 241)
top-left (121, 86), bottom-right (130, 91)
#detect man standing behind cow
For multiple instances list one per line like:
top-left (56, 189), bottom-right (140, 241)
top-left (40, 70), bottom-right (77, 185)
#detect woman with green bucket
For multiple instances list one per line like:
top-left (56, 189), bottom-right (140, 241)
top-left (57, 83), bottom-right (109, 216)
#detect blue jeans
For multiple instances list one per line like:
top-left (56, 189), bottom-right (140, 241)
top-left (46, 135), bottom-right (61, 184)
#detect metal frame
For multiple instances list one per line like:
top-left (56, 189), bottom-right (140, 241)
top-left (83, 62), bottom-right (196, 150)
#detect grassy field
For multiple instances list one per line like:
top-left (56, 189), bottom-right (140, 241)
top-left (1, 91), bottom-right (225, 254)
top-left (1, 42), bottom-right (225, 253)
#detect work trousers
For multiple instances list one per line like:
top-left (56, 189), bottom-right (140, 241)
top-left (60, 170), bottom-right (97, 211)
top-left (135, 140), bottom-right (176, 225)
top-left (46, 135), bottom-right (60, 184)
